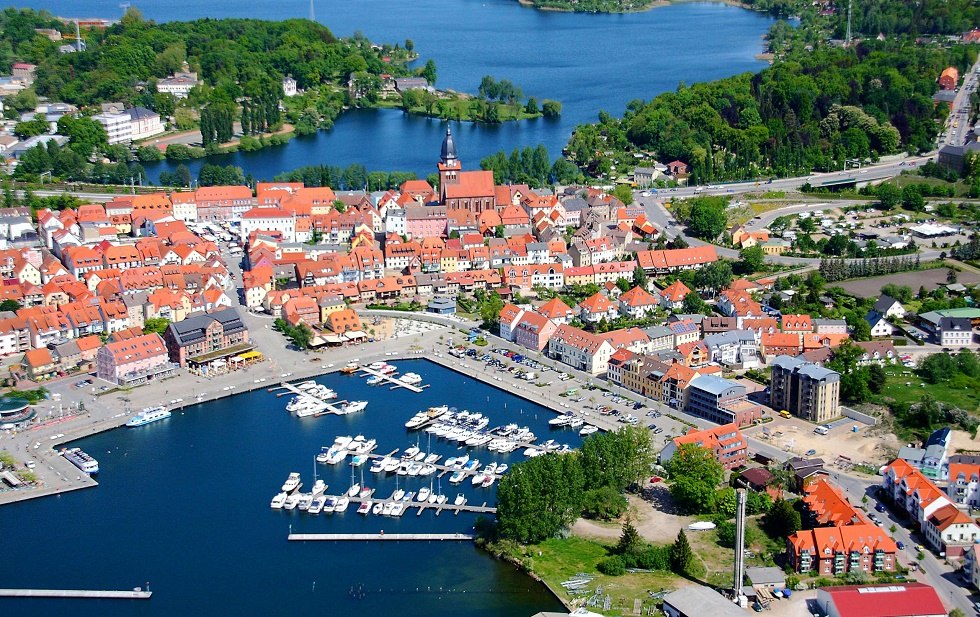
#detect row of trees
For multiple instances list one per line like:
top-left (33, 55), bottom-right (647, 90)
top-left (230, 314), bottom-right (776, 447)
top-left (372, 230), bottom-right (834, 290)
top-left (274, 164), bottom-right (418, 191)
top-left (818, 254), bottom-right (922, 282)
top-left (495, 427), bottom-right (653, 543)
top-left (272, 318), bottom-right (312, 349)
top-left (479, 146), bottom-right (585, 187)
top-left (200, 102), bottom-right (235, 147)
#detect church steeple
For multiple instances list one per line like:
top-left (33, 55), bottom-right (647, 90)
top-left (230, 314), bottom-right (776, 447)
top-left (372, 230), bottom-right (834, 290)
top-left (440, 126), bottom-right (458, 168)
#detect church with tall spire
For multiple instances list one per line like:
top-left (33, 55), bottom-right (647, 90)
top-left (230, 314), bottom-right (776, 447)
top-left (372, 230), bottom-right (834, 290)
top-left (437, 126), bottom-right (495, 213)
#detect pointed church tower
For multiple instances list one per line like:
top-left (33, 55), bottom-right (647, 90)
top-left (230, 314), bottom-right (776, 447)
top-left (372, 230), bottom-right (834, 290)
top-left (438, 126), bottom-right (460, 203)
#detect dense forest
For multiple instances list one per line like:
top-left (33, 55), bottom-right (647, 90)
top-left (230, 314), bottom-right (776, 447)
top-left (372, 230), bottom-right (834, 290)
top-left (566, 39), bottom-right (975, 183)
top-left (0, 8), bottom-right (417, 109)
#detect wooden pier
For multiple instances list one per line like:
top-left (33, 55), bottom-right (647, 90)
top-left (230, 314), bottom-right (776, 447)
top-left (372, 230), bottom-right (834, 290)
top-left (345, 494), bottom-right (496, 515)
top-left (0, 588), bottom-right (152, 599)
top-left (357, 366), bottom-right (425, 392)
top-left (289, 533), bottom-right (473, 541)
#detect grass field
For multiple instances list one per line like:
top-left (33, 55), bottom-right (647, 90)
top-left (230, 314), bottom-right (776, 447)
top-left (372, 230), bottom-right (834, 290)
top-left (516, 536), bottom-right (679, 616)
top-left (836, 267), bottom-right (980, 297)
top-left (880, 369), bottom-right (980, 413)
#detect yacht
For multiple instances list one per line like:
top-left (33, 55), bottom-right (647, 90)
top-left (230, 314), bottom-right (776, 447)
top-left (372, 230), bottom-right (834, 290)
top-left (400, 372), bottom-right (423, 386)
top-left (366, 375), bottom-right (385, 386)
top-left (402, 445), bottom-right (421, 460)
top-left (270, 492), bottom-right (288, 509)
top-left (382, 457), bottom-right (400, 473)
top-left (341, 362), bottom-right (359, 374)
top-left (579, 424), bottom-right (599, 436)
top-left (417, 487), bottom-right (431, 502)
top-left (372, 502), bottom-right (383, 515)
top-left (481, 475), bottom-right (495, 488)
top-left (390, 502), bottom-right (405, 517)
top-left (496, 463), bottom-right (508, 474)
top-left (284, 494), bottom-right (301, 510)
top-left (449, 470), bottom-right (466, 484)
top-left (347, 482), bottom-right (360, 498)
top-left (323, 495), bottom-right (337, 513)
top-left (63, 448), bottom-right (99, 475)
top-left (419, 464), bottom-right (437, 476)
top-left (126, 406), bottom-right (171, 427)
top-left (369, 457), bottom-right (387, 473)
top-left (308, 496), bottom-right (326, 514)
top-left (568, 417), bottom-right (584, 428)
top-left (379, 363), bottom-right (397, 375)
top-left (297, 493), bottom-right (313, 511)
top-left (333, 436), bottom-right (354, 449)
top-left (391, 488), bottom-right (405, 501)
top-left (311, 479), bottom-right (327, 495)
top-left (367, 361), bottom-right (386, 370)
top-left (325, 449), bottom-right (347, 465)
top-left (296, 381), bottom-right (317, 391)
top-left (335, 496), bottom-right (349, 512)
top-left (382, 502), bottom-right (394, 516)
top-left (281, 473), bottom-right (301, 492)
top-left (341, 400), bottom-right (368, 414)
top-left (454, 493), bottom-right (467, 506)
top-left (358, 500), bottom-right (373, 514)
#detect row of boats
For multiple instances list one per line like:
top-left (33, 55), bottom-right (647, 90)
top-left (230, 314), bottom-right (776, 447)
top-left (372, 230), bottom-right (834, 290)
top-left (361, 361), bottom-right (423, 387)
top-left (285, 381), bottom-right (368, 417)
top-left (316, 435), bottom-right (378, 465)
top-left (407, 407), bottom-right (578, 456)
top-left (549, 413), bottom-right (600, 436)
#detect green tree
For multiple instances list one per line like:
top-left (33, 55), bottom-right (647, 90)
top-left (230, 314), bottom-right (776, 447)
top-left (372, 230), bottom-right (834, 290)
top-left (737, 245), bottom-right (765, 274)
top-left (496, 452), bottom-right (584, 543)
top-left (524, 97), bottom-right (539, 115)
top-left (581, 486), bottom-right (629, 520)
top-left (666, 443), bottom-right (723, 514)
top-left (670, 530), bottom-right (702, 578)
top-left (0, 299), bottom-right (22, 312)
top-left (902, 185), bottom-right (925, 211)
top-left (143, 317), bottom-right (171, 336)
top-left (419, 59), bottom-right (437, 85)
top-left (687, 197), bottom-right (728, 240)
top-left (13, 115), bottom-right (48, 139)
top-left (632, 265), bottom-right (648, 290)
top-left (875, 183), bottom-right (902, 210)
top-left (542, 100), bottom-right (562, 117)
top-left (682, 291), bottom-right (710, 315)
top-left (762, 498), bottom-right (801, 538)
top-left (580, 426), bottom-right (654, 492)
top-left (57, 116), bottom-right (109, 158)
top-left (615, 518), bottom-right (643, 557)
top-left (693, 260), bottom-right (733, 296)
top-left (611, 184), bottom-right (634, 205)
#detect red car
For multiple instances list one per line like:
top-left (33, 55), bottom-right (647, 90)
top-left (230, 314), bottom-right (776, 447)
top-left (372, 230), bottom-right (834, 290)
top-left (649, 476), bottom-right (662, 483)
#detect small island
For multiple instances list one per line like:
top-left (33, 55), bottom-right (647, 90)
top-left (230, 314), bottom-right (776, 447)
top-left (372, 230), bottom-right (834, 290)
top-left (516, 0), bottom-right (664, 13)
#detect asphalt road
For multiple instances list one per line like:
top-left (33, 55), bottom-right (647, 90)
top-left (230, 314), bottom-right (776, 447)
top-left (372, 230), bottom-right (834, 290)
top-left (940, 59), bottom-right (980, 149)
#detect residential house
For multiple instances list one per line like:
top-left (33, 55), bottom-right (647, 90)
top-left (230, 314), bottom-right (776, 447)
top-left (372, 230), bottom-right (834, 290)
top-left (498, 303), bottom-right (525, 342)
top-left (513, 311), bottom-right (558, 352)
top-left (618, 286), bottom-right (659, 319)
top-left (939, 317), bottom-right (973, 347)
top-left (924, 503), bottom-right (980, 557)
top-left (787, 525), bottom-right (897, 575)
top-left (873, 295), bottom-right (906, 319)
top-left (703, 330), bottom-right (759, 369)
top-left (163, 308), bottom-right (250, 367)
top-left (769, 355), bottom-right (841, 423)
top-left (866, 311), bottom-right (896, 338)
top-left (95, 332), bottom-right (177, 386)
top-left (685, 374), bottom-right (763, 426)
top-left (659, 423), bottom-right (748, 470)
top-left (659, 280), bottom-right (690, 311)
top-left (547, 324), bottom-right (615, 375)
top-left (577, 293), bottom-right (619, 324)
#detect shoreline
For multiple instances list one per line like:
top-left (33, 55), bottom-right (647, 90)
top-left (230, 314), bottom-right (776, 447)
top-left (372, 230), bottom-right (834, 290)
top-left (516, 0), bottom-right (755, 15)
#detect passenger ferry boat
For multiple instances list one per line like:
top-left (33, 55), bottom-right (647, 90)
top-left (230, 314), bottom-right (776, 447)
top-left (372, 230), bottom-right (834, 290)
top-left (126, 406), bottom-right (172, 427)
top-left (63, 447), bottom-right (99, 475)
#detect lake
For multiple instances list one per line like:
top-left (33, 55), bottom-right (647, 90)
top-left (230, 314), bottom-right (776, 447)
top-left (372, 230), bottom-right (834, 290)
top-left (0, 360), bottom-right (585, 616)
top-left (19, 0), bottom-right (776, 182)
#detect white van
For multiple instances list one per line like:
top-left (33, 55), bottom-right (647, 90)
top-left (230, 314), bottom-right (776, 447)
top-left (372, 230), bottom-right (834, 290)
top-left (813, 425), bottom-right (830, 435)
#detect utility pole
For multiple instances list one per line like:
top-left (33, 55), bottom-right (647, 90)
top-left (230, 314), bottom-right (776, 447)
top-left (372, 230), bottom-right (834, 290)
top-left (845, 0), bottom-right (853, 47)
top-left (309, 0), bottom-right (316, 22)
top-left (75, 20), bottom-right (82, 53)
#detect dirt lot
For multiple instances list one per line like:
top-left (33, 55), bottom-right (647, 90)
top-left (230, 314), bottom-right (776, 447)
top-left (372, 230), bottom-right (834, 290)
top-left (571, 489), bottom-right (694, 544)
top-left (763, 589), bottom-right (818, 617)
top-left (836, 268), bottom-right (980, 298)
top-left (743, 415), bottom-right (902, 467)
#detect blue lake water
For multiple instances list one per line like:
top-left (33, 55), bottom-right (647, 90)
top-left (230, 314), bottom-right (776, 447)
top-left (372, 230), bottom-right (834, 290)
top-left (19, 0), bottom-right (775, 182)
top-left (0, 360), bottom-right (584, 616)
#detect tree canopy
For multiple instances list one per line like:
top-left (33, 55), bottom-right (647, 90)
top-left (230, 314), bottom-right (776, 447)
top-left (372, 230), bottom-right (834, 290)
top-left (665, 443), bottom-right (724, 514)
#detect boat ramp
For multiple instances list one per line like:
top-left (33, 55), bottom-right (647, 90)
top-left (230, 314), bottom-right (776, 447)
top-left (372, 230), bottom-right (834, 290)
top-left (288, 532), bottom-right (474, 542)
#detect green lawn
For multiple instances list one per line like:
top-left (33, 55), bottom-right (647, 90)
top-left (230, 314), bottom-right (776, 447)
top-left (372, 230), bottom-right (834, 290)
top-left (879, 370), bottom-right (980, 413)
top-left (507, 536), bottom-right (680, 616)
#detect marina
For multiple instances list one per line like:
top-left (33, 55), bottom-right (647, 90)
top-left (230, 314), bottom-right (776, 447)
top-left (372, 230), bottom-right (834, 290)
top-left (356, 364), bottom-right (427, 392)
top-left (271, 381), bottom-right (368, 417)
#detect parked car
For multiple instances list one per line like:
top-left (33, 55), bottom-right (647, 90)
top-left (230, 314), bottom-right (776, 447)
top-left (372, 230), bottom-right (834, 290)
top-left (875, 503), bottom-right (886, 513)
top-left (896, 541), bottom-right (905, 550)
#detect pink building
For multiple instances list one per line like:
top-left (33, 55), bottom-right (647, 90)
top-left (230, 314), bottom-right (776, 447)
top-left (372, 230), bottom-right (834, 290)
top-left (513, 311), bottom-right (558, 352)
top-left (96, 332), bottom-right (177, 385)
top-left (405, 206), bottom-right (447, 239)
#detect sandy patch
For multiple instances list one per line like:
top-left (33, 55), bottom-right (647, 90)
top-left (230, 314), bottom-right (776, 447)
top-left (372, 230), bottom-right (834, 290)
top-left (744, 416), bottom-right (902, 466)
top-left (572, 487), bottom-right (694, 545)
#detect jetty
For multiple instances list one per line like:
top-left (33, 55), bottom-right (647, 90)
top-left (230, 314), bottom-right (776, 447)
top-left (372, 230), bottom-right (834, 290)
top-left (357, 366), bottom-right (425, 392)
top-left (271, 382), bottom-right (348, 416)
top-left (345, 494), bottom-right (496, 515)
top-left (288, 533), bottom-right (473, 541)
top-left (0, 588), bottom-right (152, 599)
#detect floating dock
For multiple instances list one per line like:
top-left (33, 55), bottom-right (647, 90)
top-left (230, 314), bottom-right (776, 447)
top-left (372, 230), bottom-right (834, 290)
top-left (0, 588), bottom-right (152, 599)
top-left (346, 495), bottom-right (496, 515)
top-left (357, 366), bottom-right (425, 392)
top-left (288, 533), bottom-right (473, 541)
top-left (273, 382), bottom-right (347, 415)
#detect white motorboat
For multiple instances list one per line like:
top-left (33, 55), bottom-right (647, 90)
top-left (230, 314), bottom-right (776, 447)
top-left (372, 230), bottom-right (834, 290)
top-left (334, 435), bottom-right (354, 449)
top-left (579, 425), bottom-right (599, 436)
top-left (400, 372), bottom-right (423, 386)
top-left (270, 492), bottom-right (287, 509)
top-left (316, 447), bottom-right (331, 464)
top-left (496, 464), bottom-right (508, 474)
top-left (359, 487), bottom-right (373, 499)
top-left (451, 455), bottom-right (469, 469)
top-left (351, 454), bottom-right (368, 467)
top-left (366, 375), bottom-right (385, 386)
top-left (297, 493), bottom-right (313, 510)
top-left (382, 502), bottom-right (394, 516)
top-left (369, 457), bottom-right (386, 473)
top-left (379, 363), bottom-right (397, 375)
top-left (383, 458), bottom-right (400, 473)
top-left (390, 502), bottom-right (405, 517)
top-left (325, 449), bottom-right (347, 465)
top-left (402, 491), bottom-right (415, 503)
top-left (323, 496), bottom-right (338, 513)
top-left (371, 502), bottom-right (383, 515)
top-left (358, 500), bottom-right (372, 514)
top-left (471, 471), bottom-right (486, 486)
top-left (347, 483), bottom-right (360, 497)
top-left (407, 463), bottom-right (423, 476)
top-left (436, 493), bottom-right (447, 505)
top-left (568, 417), bottom-right (584, 428)
top-left (342, 400), bottom-right (368, 414)
top-left (403, 446), bottom-right (421, 460)
top-left (396, 462), bottom-right (410, 476)
top-left (308, 496), bottom-right (326, 514)
top-left (449, 470), bottom-right (466, 484)
top-left (281, 472), bottom-right (301, 492)
top-left (312, 480), bottom-right (327, 495)
top-left (284, 494), bottom-right (301, 510)
top-left (423, 453), bottom-right (441, 464)
top-left (367, 361), bottom-right (386, 370)
top-left (391, 488), bottom-right (405, 501)
top-left (413, 451), bottom-right (427, 462)
top-left (335, 496), bottom-right (349, 512)
top-left (481, 475), bottom-right (495, 488)
top-left (454, 493), bottom-right (467, 506)
top-left (419, 464), bottom-right (436, 476)
top-left (296, 381), bottom-right (317, 391)
top-left (463, 459), bottom-right (480, 471)
top-left (417, 487), bottom-right (431, 502)
top-left (427, 491), bottom-right (438, 504)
